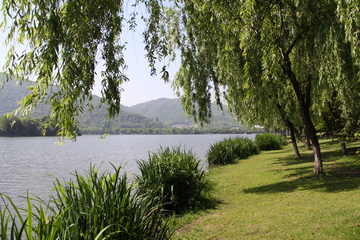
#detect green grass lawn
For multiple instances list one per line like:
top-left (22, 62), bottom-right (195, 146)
top-left (171, 139), bottom-right (360, 239)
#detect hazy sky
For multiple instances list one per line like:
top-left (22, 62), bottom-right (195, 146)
top-left (0, 5), bottom-right (179, 107)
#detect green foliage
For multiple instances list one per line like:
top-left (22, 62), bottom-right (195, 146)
top-left (2, 0), bottom-right (127, 140)
top-left (206, 137), bottom-right (260, 166)
top-left (135, 146), bottom-right (208, 214)
top-left (255, 133), bottom-right (288, 151)
top-left (0, 194), bottom-right (29, 239)
top-left (0, 114), bottom-right (62, 136)
top-left (0, 165), bottom-right (172, 239)
top-left (143, 0), bottom-right (360, 173)
top-left (79, 108), bottom-right (166, 133)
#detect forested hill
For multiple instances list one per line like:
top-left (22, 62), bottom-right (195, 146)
top-left (0, 76), bottom-right (39, 116)
top-left (0, 74), bottom-right (245, 131)
top-left (128, 98), bottom-right (242, 128)
top-left (0, 77), bottom-right (165, 133)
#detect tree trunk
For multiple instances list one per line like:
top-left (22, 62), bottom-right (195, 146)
top-left (294, 127), bottom-right (311, 150)
top-left (340, 141), bottom-right (347, 155)
top-left (300, 108), bottom-right (323, 173)
top-left (289, 121), bottom-right (300, 158)
top-left (275, 103), bottom-right (300, 157)
top-left (281, 52), bottom-right (323, 174)
top-left (304, 129), bottom-right (311, 148)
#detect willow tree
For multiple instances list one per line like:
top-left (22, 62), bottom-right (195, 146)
top-left (1, 0), bottom-right (129, 140)
top-left (1, 0), bottom-right (359, 174)
top-left (143, 0), bottom-right (359, 174)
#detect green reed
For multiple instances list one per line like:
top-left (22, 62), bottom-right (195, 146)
top-left (255, 133), bottom-right (288, 151)
top-left (0, 193), bottom-right (30, 240)
top-left (206, 137), bottom-right (260, 166)
top-left (0, 164), bottom-right (172, 240)
top-left (135, 146), bottom-right (209, 214)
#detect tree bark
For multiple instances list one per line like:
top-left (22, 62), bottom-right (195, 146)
top-left (304, 129), bottom-right (311, 148)
top-left (289, 121), bottom-right (300, 158)
top-left (281, 52), bottom-right (323, 174)
top-left (294, 127), bottom-right (311, 150)
top-left (302, 111), bottom-right (323, 174)
top-left (340, 141), bottom-right (347, 155)
top-left (276, 103), bottom-right (300, 157)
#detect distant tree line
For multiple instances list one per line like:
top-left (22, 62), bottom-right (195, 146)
top-left (81, 126), bottom-right (258, 135)
top-left (0, 115), bottom-right (60, 136)
top-left (79, 111), bottom-right (166, 130)
top-left (0, 114), bottom-right (258, 136)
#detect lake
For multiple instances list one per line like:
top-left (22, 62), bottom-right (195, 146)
top-left (0, 134), bottom-right (256, 208)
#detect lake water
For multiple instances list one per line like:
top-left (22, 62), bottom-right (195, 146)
top-left (0, 134), bottom-right (256, 209)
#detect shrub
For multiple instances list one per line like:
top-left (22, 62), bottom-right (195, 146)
top-left (206, 137), bottom-right (260, 166)
top-left (0, 164), bottom-right (172, 240)
top-left (255, 133), bottom-right (288, 151)
top-left (135, 146), bottom-right (208, 214)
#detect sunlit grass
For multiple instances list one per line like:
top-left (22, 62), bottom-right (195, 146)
top-left (172, 138), bottom-right (360, 239)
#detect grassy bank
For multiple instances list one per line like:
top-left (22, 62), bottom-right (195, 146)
top-left (172, 139), bottom-right (360, 239)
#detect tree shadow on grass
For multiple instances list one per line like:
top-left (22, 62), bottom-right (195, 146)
top-left (197, 194), bottom-right (223, 212)
top-left (244, 146), bottom-right (360, 194)
top-left (344, 147), bottom-right (359, 155)
top-left (243, 172), bottom-right (360, 194)
top-left (271, 153), bottom-right (313, 167)
top-left (261, 149), bottom-right (293, 155)
top-left (270, 165), bottom-right (314, 179)
top-left (196, 179), bottom-right (224, 212)
top-left (272, 145), bottom-right (358, 168)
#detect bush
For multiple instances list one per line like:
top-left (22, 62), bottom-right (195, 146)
top-left (255, 133), bottom-right (288, 151)
top-left (0, 165), bottom-right (172, 240)
top-left (206, 137), bottom-right (260, 166)
top-left (135, 146), bottom-right (208, 214)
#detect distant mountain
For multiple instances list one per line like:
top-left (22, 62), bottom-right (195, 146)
top-left (77, 97), bottom-right (166, 133)
top-left (0, 76), bottom-right (165, 133)
top-left (128, 98), bottom-right (242, 128)
top-left (0, 75), bottom-right (36, 116)
top-left (0, 73), bottom-right (245, 131)
top-left (129, 98), bottom-right (190, 126)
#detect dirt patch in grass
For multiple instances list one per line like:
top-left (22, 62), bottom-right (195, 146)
top-left (176, 223), bottom-right (195, 234)
top-left (176, 213), bottom-right (220, 233)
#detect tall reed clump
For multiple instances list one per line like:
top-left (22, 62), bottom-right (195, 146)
top-left (0, 164), bottom-right (172, 240)
top-left (255, 133), bottom-right (288, 151)
top-left (135, 146), bottom-right (208, 214)
top-left (1, 193), bottom-right (33, 240)
top-left (206, 137), bottom-right (260, 166)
